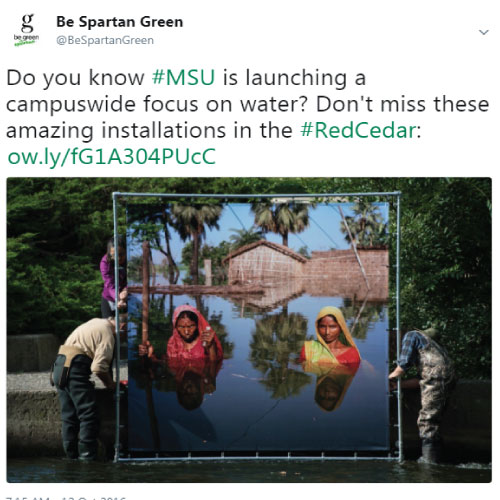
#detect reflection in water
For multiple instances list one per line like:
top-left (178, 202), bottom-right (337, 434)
top-left (249, 310), bottom-right (313, 399)
top-left (343, 297), bottom-right (386, 340)
top-left (137, 356), bottom-right (222, 410)
top-left (233, 283), bottom-right (306, 312)
top-left (130, 355), bottom-right (221, 451)
top-left (136, 303), bottom-right (224, 427)
top-left (297, 306), bottom-right (361, 412)
top-left (302, 361), bottom-right (360, 412)
top-left (170, 358), bottom-right (221, 410)
top-left (128, 294), bottom-right (172, 354)
top-left (192, 299), bottom-right (235, 359)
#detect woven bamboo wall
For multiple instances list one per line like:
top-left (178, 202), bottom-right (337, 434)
top-left (226, 246), bottom-right (389, 301)
top-left (227, 245), bottom-right (305, 284)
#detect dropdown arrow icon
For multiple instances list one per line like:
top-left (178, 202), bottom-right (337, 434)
top-left (479, 30), bottom-right (489, 35)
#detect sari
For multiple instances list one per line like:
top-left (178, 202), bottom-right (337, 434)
top-left (167, 304), bottom-right (223, 360)
top-left (300, 306), bottom-right (360, 366)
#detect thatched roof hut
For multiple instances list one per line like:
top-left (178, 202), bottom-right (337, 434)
top-left (223, 240), bottom-right (307, 285)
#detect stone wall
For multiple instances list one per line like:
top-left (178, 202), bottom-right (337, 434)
top-left (7, 389), bottom-right (117, 458)
top-left (8, 334), bottom-right (60, 372)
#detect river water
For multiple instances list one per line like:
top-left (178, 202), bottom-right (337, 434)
top-left (7, 457), bottom-right (491, 482)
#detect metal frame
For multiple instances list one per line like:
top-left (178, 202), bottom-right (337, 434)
top-left (119, 455), bottom-right (397, 462)
top-left (112, 190), bottom-right (402, 463)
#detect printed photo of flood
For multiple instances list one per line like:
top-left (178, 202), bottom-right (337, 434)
top-left (125, 199), bottom-right (391, 456)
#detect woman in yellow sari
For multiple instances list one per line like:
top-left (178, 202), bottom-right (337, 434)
top-left (299, 306), bottom-right (360, 366)
top-left (300, 306), bottom-right (361, 412)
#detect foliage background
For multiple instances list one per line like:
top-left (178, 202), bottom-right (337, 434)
top-left (7, 177), bottom-right (491, 379)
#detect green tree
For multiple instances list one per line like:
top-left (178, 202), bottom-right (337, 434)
top-left (127, 202), bottom-right (180, 284)
top-left (251, 201), bottom-right (312, 247)
top-left (297, 246), bottom-right (311, 258)
top-left (181, 240), bottom-right (232, 285)
top-left (393, 178), bottom-right (491, 378)
top-left (340, 200), bottom-right (388, 248)
top-left (228, 227), bottom-right (263, 250)
top-left (171, 203), bottom-right (223, 284)
top-left (7, 178), bottom-right (126, 337)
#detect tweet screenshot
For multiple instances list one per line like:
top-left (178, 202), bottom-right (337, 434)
top-left (1, 0), bottom-right (496, 495)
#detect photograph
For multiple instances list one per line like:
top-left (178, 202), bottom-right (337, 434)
top-left (126, 199), bottom-right (390, 455)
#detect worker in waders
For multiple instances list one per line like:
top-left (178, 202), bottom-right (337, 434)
top-left (51, 316), bottom-right (118, 461)
top-left (389, 328), bottom-right (456, 463)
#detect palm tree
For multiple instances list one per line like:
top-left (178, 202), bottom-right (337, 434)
top-left (171, 203), bottom-right (223, 284)
top-left (340, 201), bottom-right (387, 248)
top-left (251, 201), bottom-right (312, 247)
top-left (228, 227), bottom-right (263, 250)
top-left (249, 311), bottom-right (312, 399)
top-left (157, 201), bottom-right (180, 283)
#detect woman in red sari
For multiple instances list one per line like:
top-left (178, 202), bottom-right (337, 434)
top-left (167, 304), bottom-right (223, 361)
top-left (139, 304), bottom-right (223, 361)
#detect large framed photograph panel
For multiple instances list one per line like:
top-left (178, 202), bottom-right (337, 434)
top-left (124, 197), bottom-right (391, 457)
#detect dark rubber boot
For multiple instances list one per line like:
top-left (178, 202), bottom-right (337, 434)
top-left (78, 440), bottom-right (98, 461)
top-left (63, 440), bottom-right (78, 460)
top-left (96, 439), bottom-right (107, 461)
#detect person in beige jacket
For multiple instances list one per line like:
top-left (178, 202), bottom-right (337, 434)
top-left (51, 316), bottom-right (117, 460)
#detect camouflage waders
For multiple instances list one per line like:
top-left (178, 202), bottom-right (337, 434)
top-left (417, 337), bottom-right (455, 441)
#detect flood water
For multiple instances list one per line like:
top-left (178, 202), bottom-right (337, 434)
top-left (7, 456), bottom-right (491, 482)
top-left (126, 293), bottom-right (390, 457)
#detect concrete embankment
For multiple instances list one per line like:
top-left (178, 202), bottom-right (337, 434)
top-left (7, 375), bottom-right (491, 461)
top-left (7, 368), bottom-right (124, 459)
